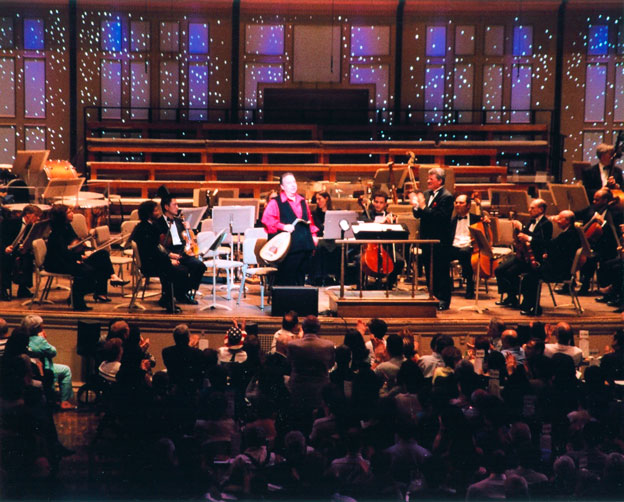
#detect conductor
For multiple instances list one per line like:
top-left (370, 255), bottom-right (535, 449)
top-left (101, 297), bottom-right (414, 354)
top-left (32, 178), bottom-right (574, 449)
top-left (261, 173), bottom-right (319, 285)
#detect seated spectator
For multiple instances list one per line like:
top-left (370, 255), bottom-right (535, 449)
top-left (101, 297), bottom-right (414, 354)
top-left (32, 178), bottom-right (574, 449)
top-left (545, 322), bottom-right (583, 366)
top-left (374, 334), bottom-right (406, 396)
top-left (0, 318), bottom-right (8, 358)
top-left (418, 334), bottom-right (454, 378)
top-left (465, 449), bottom-right (507, 500)
top-left (218, 326), bottom-right (247, 364)
top-left (329, 344), bottom-right (356, 398)
top-left (270, 310), bottom-right (300, 353)
top-left (384, 421), bottom-right (431, 485)
top-left (161, 323), bottom-right (204, 394)
top-left (343, 328), bottom-right (370, 370)
top-left (600, 329), bottom-right (624, 384)
top-left (194, 391), bottom-right (240, 445)
top-left (504, 474), bottom-right (529, 500)
top-left (98, 338), bottom-right (123, 382)
top-left (324, 427), bottom-right (371, 497)
top-left (21, 315), bottom-right (74, 409)
top-left (360, 318), bottom-right (388, 366)
top-left (394, 360), bottom-right (425, 425)
top-left (501, 329), bottom-right (526, 364)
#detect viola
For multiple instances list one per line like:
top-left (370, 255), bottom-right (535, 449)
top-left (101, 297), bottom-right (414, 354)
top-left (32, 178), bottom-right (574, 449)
top-left (514, 227), bottom-right (539, 270)
top-left (179, 213), bottom-right (200, 257)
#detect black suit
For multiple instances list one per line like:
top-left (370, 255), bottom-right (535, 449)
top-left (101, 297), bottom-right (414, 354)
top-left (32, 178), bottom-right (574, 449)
top-left (495, 216), bottom-right (553, 300)
top-left (413, 187), bottom-right (454, 304)
top-left (162, 344), bottom-right (204, 393)
top-left (449, 213), bottom-right (480, 296)
top-left (1, 217), bottom-right (34, 293)
top-left (520, 226), bottom-right (581, 310)
top-left (131, 220), bottom-right (187, 303)
top-left (581, 163), bottom-right (624, 201)
top-left (575, 204), bottom-right (624, 289)
top-left (156, 216), bottom-right (207, 299)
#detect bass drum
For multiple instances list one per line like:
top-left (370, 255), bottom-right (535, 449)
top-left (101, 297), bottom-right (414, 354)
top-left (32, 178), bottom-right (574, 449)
top-left (259, 232), bottom-right (291, 264)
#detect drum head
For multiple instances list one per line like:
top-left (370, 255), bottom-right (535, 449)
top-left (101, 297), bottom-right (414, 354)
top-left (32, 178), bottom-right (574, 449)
top-left (259, 232), bottom-right (291, 264)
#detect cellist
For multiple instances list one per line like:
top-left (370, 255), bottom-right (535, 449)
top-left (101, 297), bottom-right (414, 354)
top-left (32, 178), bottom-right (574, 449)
top-left (449, 194), bottom-right (479, 300)
top-left (357, 190), bottom-right (404, 289)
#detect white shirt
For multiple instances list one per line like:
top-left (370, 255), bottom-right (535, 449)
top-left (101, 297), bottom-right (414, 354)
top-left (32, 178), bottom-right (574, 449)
top-left (453, 216), bottom-right (471, 248)
top-left (528, 214), bottom-right (543, 234)
top-left (167, 217), bottom-right (183, 246)
top-left (599, 161), bottom-right (609, 187)
top-left (544, 342), bottom-right (584, 366)
top-left (427, 187), bottom-right (442, 207)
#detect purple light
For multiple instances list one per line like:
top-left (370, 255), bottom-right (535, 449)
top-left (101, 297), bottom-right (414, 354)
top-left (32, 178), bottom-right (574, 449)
top-left (513, 25), bottom-right (532, 57)
top-left (24, 18), bottom-right (44, 50)
top-left (189, 23), bottom-right (209, 55)
top-left (426, 26), bottom-right (446, 57)
top-left (588, 25), bottom-right (608, 56)
top-left (101, 20), bottom-right (122, 52)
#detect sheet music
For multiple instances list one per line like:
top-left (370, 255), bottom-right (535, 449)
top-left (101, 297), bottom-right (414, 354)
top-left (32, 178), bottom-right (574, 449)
top-left (352, 222), bottom-right (405, 233)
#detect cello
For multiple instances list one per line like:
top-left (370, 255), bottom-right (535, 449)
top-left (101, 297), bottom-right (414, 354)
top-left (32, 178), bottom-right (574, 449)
top-left (469, 191), bottom-right (500, 279)
top-left (357, 196), bottom-right (395, 276)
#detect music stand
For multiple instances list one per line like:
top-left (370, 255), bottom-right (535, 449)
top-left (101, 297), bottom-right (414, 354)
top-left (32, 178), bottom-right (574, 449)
top-left (324, 210), bottom-right (358, 239)
top-left (200, 229), bottom-right (232, 311)
top-left (488, 189), bottom-right (530, 215)
top-left (42, 178), bottom-right (85, 206)
top-left (13, 150), bottom-right (49, 189)
top-left (212, 205), bottom-right (256, 258)
top-left (179, 206), bottom-right (207, 230)
top-left (373, 167), bottom-right (408, 193)
top-left (459, 227), bottom-right (492, 314)
top-left (548, 183), bottom-right (590, 213)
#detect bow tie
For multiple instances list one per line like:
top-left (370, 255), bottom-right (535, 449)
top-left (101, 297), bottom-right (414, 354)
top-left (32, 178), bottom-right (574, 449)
top-left (603, 166), bottom-right (610, 171)
top-left (529, 219), bottom-right (536, 225)
top-left (457, 216), bottom-right (467, 221)
top-left (167, 218), bottom-right (175, 224)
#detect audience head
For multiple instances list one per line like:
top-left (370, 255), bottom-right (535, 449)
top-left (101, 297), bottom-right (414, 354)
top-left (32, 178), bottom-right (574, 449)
top-left (343, 328), bottom-right (368, 364)
top-left (0, 318), bottom-right (7, 338)
top-left (282, 310), bottom-right (299, 333)
top-left (501, 329), bottom-right (519, 349)
top-left (612, 329), bottom-right (624, 351)
top-left (225, 326), bottom-right (244, 349)
top-left (441, 346), bottom-right (462, 369)
top-left (334, 344), bottom-right (352, 367)
top-left (386, 334), bottom-right (403, 359)
top-left (2, 327), bottom-right (30, 358)
top-left (397, 359), bottom-right (424, 393)
top-left (301, 315), bottom-right (320, 335)
top-left (108, 320), bottom-right (130, 340)
top-left (368, 318), bottom-right (388, 340)
top-left (102, 338), bottom-right (123, 362)
top-left (555, 322), bottom-right (575, 346)
top-left (21, 314), bottom-right (44, 336)
top-left (504, 474), bottom-right (529, 500)
top-left (172, 324), bottom-right (190, 346)
top-left (486, 318), bottom-right (507, 340)
top-left (434, 334), bottom-right (454, 354)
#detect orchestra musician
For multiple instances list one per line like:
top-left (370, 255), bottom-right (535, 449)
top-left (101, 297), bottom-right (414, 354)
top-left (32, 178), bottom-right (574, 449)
top-left (44, 205), bottom-right (126, 311)
top-left (261, 172), bottom-right (319, 286)
top-left (575, 187), bottom-right (624, 303)
top-left (1, 204), bottom-right (42, 300)
top-left (518, 210), bottom-right (581, 316)
top-left (309, 191), bottom-right (340, 286)
top-left (357, 190), bottom-right (405, 289)
top-left (494, 199), bottom-right (553, 309)
top-left (581, 143), bottom-right (624, 201)
top-left (410, 167), bottom-right (454, 311)
top-left (156, 190), bottom-right (207, 305)
top-left (449, 194), bottom-right (480, 300)
top-left (131, 200), bottom-right (188, 313)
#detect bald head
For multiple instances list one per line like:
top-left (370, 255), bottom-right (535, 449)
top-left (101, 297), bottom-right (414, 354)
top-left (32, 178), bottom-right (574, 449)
top-left (556, 210), bottom-right (575, 230)
top-left (501, 329), bottom-right (519, 349)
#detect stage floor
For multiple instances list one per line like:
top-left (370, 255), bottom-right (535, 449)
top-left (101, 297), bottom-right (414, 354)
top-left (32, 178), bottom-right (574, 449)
top-left (5, 276), bottom-right (619, 377)
top-left (5, 276), bottom-right (621, 332)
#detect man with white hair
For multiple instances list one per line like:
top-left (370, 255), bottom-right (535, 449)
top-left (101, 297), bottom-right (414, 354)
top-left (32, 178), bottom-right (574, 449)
top-left (22, 314), bottom-right (74, 409)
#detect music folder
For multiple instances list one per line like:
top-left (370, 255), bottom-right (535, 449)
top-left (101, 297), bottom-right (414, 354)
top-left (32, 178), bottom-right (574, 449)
top-left (351, 222), bottom-right (409, 240)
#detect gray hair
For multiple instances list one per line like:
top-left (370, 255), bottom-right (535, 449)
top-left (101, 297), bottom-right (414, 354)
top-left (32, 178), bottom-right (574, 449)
top-left (428, 167), bottom-right (446, 184)
top-left (21, 314), bottom-right (44, 336)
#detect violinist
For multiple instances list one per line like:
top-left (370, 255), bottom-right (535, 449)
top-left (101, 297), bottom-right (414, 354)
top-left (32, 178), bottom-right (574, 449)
top-left (581, 143), bottom-right (623, 201)
top-left (519, 210), bottom-right (581, 316)
top-left (575, 188), bottom-right (624, 302)
top-left (358, 190), bottom-right (404, 289)
top-left (449, 194), bottom-right (479, 300)
top-left (309, 192), bottom-right (340, 286)
top-left (494, 199), bottom-right (552, 309)
top-left (156, 193), bottom-right (207, 305)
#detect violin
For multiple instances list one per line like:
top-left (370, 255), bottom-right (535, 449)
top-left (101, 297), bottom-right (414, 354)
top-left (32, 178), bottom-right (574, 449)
top-left (513, 226), bottom-right (539, 270)
top-left (179, 212), bottom-right (200, 257)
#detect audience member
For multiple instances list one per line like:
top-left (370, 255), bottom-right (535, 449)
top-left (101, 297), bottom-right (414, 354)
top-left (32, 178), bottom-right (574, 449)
top-left (545, 322), bottom-right (584, 366)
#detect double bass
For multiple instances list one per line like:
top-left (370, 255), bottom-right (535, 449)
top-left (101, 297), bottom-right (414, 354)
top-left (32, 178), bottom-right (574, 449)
top-left (357, 195), bottom-right (395, 276)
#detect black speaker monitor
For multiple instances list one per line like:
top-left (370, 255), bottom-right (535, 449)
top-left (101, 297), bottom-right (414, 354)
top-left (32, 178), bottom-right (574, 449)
top-left (271, 286), bottom-right (319, 317)
top-left (77, 320), bottom-right (101, 357)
